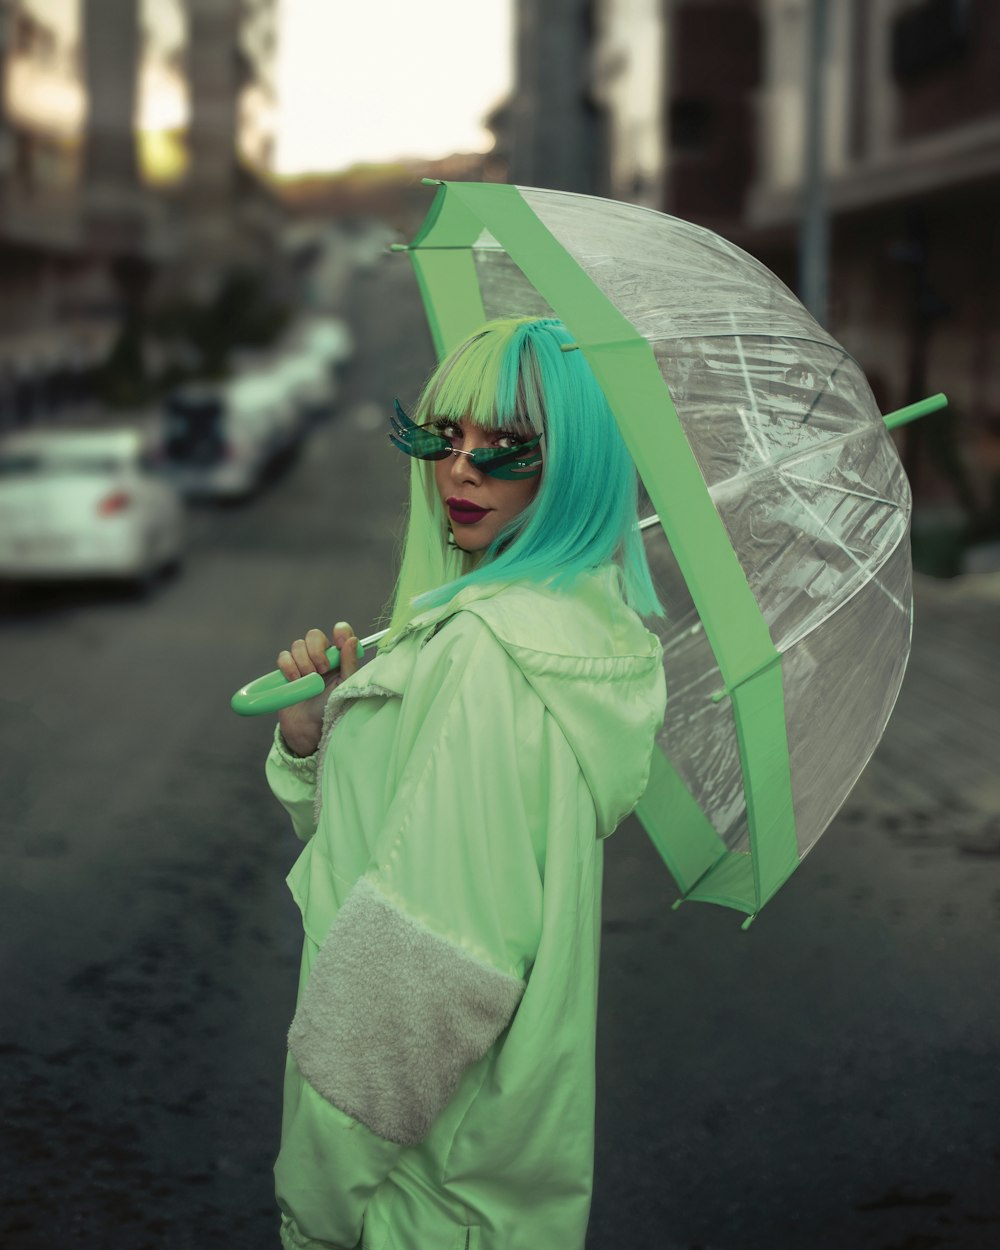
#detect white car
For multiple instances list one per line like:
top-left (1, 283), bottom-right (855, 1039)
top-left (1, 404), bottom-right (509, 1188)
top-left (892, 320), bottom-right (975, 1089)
top-left (294, 316), bottom-right (354, 376)
top-left (159, 375), bottom-right (294, 499)
top-left (235, 368), bottom-right (302, 459)
top-left (0, 426), bottom-right (184, 588)
top-left (273, 348), bottom-right (337, 426)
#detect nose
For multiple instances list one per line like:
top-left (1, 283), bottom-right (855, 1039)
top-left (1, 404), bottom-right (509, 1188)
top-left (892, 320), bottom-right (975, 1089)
top-left (447, 443), bottom-right (484, 484)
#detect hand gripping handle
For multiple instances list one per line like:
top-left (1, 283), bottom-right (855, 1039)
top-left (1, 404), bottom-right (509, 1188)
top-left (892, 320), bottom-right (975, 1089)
top-left (230, 629), bottom-right (387, 717)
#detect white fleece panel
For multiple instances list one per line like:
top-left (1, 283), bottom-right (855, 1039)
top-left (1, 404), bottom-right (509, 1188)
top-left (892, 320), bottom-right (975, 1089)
top-left (288, 876), bottom-right (526, 1146)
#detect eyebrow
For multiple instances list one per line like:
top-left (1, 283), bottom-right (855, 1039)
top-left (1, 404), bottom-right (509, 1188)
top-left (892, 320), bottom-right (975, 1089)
top-left (424, 415), bottom-right (535, 437)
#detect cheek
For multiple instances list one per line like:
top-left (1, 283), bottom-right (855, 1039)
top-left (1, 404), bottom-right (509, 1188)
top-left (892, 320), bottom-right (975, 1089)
top-left (513, 475), bottom-right (541, 512)
top-left (493, 477), bottom-right (540, 525)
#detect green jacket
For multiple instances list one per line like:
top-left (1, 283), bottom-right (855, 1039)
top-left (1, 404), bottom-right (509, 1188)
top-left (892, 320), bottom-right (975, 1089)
top-left (266, 567), bottom-right (666, 1250)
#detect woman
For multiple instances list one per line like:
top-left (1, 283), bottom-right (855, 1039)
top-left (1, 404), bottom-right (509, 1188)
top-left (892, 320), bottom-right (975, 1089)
top-left (265, 316), bottom-right (666, 1250)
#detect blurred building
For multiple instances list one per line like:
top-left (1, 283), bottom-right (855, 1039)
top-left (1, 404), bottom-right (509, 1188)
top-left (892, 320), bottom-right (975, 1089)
top-left (0, 0), bottom-right (105, 425)
top-left (505, 0), bottom-right (607, 194)
top-left (745, 0), bottom-right (1000, 521)
top-left (510, 0), bottom-right (762, 218)
top-left (661, 0), bottom-right (761, 237)
top-left (181, 0), bottom-right (282, 282)
top-left (82, 0), bottom-right (172, 257)
top-left (591, 0), bottom-right (665, 207)
top-left (513, 0), bottom-right (1000, 527)
top-left (0, 0), bottom-right (285, 430)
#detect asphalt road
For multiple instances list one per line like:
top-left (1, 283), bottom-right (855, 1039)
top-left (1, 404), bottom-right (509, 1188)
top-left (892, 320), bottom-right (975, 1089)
top-left (2, 253), bottom-right (999, 1250)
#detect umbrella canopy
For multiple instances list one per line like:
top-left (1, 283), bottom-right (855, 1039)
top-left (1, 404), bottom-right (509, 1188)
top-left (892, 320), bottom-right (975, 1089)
top-left (397, 180), bottom-right (918, 925)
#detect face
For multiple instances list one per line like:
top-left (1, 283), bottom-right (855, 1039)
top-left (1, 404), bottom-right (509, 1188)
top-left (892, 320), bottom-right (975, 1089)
top-left (431, 417), bottom-right (542, 553)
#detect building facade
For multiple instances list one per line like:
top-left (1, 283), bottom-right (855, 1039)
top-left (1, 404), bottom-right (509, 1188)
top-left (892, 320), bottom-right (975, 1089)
top-left (746, 0), bottom-right (1000, 524)
top-left (542, 0), bottom-right (1000, 531)
top-left (507, 0), bottom-right (607, 194)
top-left (591, 0), bottom-right (665, 206)
top-left (660, 0), bottom-right (761, 235)
top-left (0, 0), bottom-right (284, 427)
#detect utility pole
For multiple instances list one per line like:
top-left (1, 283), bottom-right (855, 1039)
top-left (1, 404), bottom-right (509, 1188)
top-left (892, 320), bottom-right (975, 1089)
top-left (799, 0), bottom-right (829, 327)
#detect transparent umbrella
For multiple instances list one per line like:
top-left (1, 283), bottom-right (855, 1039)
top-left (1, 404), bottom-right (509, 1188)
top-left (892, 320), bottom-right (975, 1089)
top-left (390, 179), bottom-right (945, 926)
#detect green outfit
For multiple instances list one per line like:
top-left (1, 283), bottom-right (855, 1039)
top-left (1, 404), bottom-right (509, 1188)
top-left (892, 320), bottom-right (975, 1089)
top-left (266, 568), bottom-right (666, 1250)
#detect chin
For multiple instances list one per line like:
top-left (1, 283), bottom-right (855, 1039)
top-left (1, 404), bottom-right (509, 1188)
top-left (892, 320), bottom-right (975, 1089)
top-left (453, 537), bottom-right (488, 557)
top-left (449, 528), bottom-right (482, 554)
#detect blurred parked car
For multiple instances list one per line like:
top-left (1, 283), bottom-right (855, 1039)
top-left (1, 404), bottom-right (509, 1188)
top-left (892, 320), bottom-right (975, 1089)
top-left (293, 316), bottom-right (354, 378)
top-left (273, 348), bottom-right (338, 426)
top-left (0, 426), bottom-right (184, 590)
top-left (250, 368), bottom-right (302, 458)
top-left (347, 221), bottom-right (399, 269)
top-left (158, 373), bottom-right (292, 500)
top-left (158, 319), bottom-right (353, 500)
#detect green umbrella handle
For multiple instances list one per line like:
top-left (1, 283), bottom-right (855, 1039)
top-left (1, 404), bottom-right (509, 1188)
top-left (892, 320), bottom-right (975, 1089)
top-left (230, 630), bottom-right (388, 717)
top-left (882, 392), bottom-right (948, 429)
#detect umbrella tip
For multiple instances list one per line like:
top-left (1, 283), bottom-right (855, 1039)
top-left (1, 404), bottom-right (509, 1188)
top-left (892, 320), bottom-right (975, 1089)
top-left (741, 913), bottom-right (757, 931)
top-left (421, 177), bottom-right (444, 187)
top-left (388, 243), bottom-right (409, 252)
top-left (560, 343), bottom-right (580, 353)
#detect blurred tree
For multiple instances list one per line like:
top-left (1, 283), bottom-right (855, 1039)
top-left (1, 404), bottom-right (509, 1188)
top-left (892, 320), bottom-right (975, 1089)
top-left (152, 266), bottom-right (290, 383)
top-left (99, 317), bottom-right (150, 408)
top-left (96, 255), bottom-right (156, 408)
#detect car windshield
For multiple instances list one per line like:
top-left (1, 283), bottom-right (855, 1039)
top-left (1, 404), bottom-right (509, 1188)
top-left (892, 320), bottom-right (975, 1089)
top-left (166, 394), bottom-right (223, 424)
top-left (164, 392), bottom-right (226, 464)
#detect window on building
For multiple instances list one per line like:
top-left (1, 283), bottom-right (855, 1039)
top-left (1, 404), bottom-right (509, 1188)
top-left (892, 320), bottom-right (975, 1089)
top-left (891, 0), bottom-right (971, 82)
top-left (670, 99), bottom-right (714, 152)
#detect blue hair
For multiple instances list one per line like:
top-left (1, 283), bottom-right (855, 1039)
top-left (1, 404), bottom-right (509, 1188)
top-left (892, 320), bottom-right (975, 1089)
top-left (385, 316), bottom-right (662, 638)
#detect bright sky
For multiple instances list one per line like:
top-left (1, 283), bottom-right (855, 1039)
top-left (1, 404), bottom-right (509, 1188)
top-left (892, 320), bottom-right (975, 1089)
top-left (273, 0), bottom-right (513, 176)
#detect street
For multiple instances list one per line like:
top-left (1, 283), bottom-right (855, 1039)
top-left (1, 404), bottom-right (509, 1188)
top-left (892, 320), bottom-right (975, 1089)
top-left (2, 255), bottom-right (1000, 1250)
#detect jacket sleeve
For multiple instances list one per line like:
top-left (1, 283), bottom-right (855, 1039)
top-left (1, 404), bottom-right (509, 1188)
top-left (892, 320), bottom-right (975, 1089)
top-left (276, 616), bottom-right (555, 1241)
top-left (265, 723), bottom-right (320, 843)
